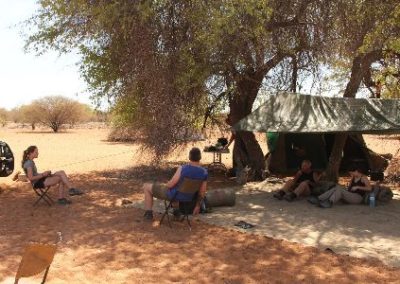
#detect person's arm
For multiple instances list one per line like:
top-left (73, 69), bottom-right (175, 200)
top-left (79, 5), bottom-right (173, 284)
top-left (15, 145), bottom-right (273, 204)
top-left (26, 167), bottom-right (51, 183)
top-left (310, 171), bottom-right (322, 186)
top-left (292, 170), bottom-right (302, 183)
top-left (166, 166), bottom-right (182, 188)
top-left (350, 176), bottom-right (372, 192)
top-left (193, 181), bottom-right (207, 215)
top-left (224, 132), bottom-right (236, 149)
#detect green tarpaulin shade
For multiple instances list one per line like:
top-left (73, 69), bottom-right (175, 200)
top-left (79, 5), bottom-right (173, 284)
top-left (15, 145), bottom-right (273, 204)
top-left (234, 92), bottom-right (400, 134)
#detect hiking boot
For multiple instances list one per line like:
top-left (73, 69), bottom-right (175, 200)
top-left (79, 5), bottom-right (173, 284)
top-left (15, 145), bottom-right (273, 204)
top-left (273, 190), bottom-right (286, 200)
top-left (143, 210), bottom-right (154, 221)
top-left (284, 192), bottom-right (297, 202)
top-left (57, 198), bottom-right (72, 205)
top-left (319, 199), bottom-right (333, 208)
top-left (307, 196), bottom-right (320, 205)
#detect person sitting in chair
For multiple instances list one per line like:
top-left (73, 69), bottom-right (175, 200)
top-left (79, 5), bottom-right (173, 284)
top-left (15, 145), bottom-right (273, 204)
top-left (143, 147), bottom-right (208, 221)
top-left (273, 159), bottom-right (321, 201)
top-left (309, 165), bottom-right (372, 208)
top-left (22, 145), bottom-right (82, 205)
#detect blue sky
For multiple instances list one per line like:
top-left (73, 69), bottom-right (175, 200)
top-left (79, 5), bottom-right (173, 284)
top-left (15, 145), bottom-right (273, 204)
top-left (0, 0), bottom-right (92, 110)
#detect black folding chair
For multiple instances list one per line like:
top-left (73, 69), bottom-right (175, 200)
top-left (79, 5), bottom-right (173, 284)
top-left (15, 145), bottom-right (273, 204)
top-left (159, 178), bottom-right (203, 230)
top-left (31, 185), bottom-right (54, 207)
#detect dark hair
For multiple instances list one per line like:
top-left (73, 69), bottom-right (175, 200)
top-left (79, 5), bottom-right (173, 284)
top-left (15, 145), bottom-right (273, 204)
top-left (21, 145), bottom-right (37, 168)
top-left (348, 164), bottom-right (366, 174)
top-left (189, 147), bottom-right (201, 162)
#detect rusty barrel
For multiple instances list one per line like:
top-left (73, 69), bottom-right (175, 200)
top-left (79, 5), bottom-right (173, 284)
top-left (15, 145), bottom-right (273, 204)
top-left (205, 187), bottom-right (236, 207)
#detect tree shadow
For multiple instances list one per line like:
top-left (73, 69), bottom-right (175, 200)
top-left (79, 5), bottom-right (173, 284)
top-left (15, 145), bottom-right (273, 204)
top-left (0, 166), bottom-right (399, 283)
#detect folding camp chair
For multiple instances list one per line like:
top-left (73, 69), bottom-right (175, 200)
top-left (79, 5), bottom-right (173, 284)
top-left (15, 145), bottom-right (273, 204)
top-left (14, 243), bottom-right (57, 284)
top-left (18, 174), bottom-right (54, 206)
top-left (159, 178), bottom-right (203, 230)
top-left (32, 185), bottom-right (54, 207)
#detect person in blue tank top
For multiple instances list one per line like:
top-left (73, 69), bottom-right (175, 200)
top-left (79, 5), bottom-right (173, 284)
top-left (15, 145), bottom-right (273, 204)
top-left (143, 147), bottom-right (208, 220)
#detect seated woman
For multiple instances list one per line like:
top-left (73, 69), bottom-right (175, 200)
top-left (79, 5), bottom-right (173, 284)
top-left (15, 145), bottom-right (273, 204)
top-left (22, 145), bottom-right (82, 205)
top-left (310, 165), bottom-right (372, 208)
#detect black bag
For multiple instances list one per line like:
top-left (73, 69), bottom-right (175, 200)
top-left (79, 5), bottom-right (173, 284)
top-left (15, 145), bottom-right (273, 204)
top-left (0, 141), bottom-right (14, 177)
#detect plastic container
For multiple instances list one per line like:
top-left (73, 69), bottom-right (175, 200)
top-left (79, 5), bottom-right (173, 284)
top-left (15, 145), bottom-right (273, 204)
top-left (369, 192), bottom-right (376, 208)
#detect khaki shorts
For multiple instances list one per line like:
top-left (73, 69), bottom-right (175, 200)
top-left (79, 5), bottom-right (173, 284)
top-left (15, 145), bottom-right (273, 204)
top-left (152, 182), bottom-right (170, 200)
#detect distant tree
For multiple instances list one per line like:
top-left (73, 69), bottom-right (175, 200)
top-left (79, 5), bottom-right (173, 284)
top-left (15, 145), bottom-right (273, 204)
top-left (0, 108), bottom-right (8, 127)
top-left (30, 96), bottom-right (88, 132)
top-left (12, 105), bottom-right (38, 130)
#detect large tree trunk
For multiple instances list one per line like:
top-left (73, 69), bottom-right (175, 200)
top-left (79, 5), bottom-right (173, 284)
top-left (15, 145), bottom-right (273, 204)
top-left (228, 71), bottom-right (265, 181)
top-left (325, 133), bottom-right (347, 182)
top-left (325, 51), bottom-right (382, 181)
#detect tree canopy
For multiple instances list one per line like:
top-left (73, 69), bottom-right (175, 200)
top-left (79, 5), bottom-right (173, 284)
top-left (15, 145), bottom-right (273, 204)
top-left (26, 0), bottom-right (400, 177)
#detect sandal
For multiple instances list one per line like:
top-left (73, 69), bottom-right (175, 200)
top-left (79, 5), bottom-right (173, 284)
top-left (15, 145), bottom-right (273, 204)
top-left (58, 198), bottom-right (72, 205)
top-left (69, 188), bottom-right (83, 196)
top-left (234, 220), bottom-right (255, 229)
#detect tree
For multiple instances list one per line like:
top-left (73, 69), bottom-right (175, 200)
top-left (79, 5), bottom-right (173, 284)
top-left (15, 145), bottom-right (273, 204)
top-left (26, 1), bottom-right (399, 179)
top-left (26, 0), bottom-right (333, 170)
top-left (29, 96), bottom-right (88, 132)
top-left (323, 0), bottom-right (400, 181)
top-left (0, 108), bottom-right (8, 127)
top-left (12, 105), bottom-right (39, 130)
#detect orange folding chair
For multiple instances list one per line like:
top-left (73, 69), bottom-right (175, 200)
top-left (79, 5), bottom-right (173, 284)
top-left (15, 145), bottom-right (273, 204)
top-left (14, 243), bottom-right (57, 284)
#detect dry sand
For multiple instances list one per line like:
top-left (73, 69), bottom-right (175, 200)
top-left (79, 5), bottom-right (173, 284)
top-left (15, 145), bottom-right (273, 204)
top-left (1, 128), bottom-right (400, 283)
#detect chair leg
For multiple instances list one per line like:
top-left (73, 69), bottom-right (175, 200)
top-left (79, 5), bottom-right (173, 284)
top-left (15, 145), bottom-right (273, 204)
top-left (41, 266), bottom-right (50, 284)
top-left (159, 200), bottom-right (172, 228)
top-left (33, 188), bottom-right (54, 207)
top-left (185, 215), bottom-right (192, 231)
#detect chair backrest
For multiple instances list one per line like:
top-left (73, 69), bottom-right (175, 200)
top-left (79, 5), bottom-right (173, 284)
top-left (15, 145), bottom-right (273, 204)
top-left (15, 243), bottom-right (57, 283)
top-left (177, 178), bottom-right (204, 195)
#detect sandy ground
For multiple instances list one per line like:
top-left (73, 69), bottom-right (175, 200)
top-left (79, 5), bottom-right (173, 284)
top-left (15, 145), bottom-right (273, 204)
top-left (1, 127), bottom-right (400, 283)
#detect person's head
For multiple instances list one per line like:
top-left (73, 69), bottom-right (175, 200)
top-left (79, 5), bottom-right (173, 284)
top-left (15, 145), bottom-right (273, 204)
top-left (348, 165), bottom-right (366, 178)
top-left (21, 145), bottom-right (38, 167)
top-left (189, 147), bottom-right (201, 162)
top-left (300, 160), bottom-right (312, 172)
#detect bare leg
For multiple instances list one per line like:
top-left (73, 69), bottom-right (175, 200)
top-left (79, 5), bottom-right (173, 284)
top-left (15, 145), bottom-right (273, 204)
top-left (143, 183), bottom-right (154, 210)
top-left (53, 171), bottom-right (73, 189)
top-left (281, 180), bottom-right (296, 193)
top-left (43, 175), bottom-right (63, 198)
top-left (58, 183), bottom-right (66, 199)
top-left (293, 181), bottom-right (311, 197)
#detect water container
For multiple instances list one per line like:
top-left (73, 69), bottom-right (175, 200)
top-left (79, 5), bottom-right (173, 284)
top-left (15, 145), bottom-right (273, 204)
top-left (369, 192), bottom-right (376, 208)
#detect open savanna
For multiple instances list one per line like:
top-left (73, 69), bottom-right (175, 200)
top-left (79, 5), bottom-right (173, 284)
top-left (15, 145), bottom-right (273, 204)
top-left (1, 127), bottom-right (400, 283)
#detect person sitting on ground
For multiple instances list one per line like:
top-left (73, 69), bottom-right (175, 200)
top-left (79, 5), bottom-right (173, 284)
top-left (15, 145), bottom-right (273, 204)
top-left (143, 147), bottom-right (208, 221)
top-left (22, 145), bottom-right (82, 205)
top-left (309, 165), bottom-right (372, 208)
top-left (273, 159), bottom-right (321, 201)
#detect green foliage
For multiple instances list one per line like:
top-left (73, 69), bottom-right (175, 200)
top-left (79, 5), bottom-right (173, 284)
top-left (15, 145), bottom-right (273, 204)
top-left (24, 0), bottom-right (400, 157)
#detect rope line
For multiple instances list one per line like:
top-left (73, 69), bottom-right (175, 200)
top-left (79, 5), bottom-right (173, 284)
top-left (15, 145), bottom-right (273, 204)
top-left (52, 150), bottom-right (134, 169)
